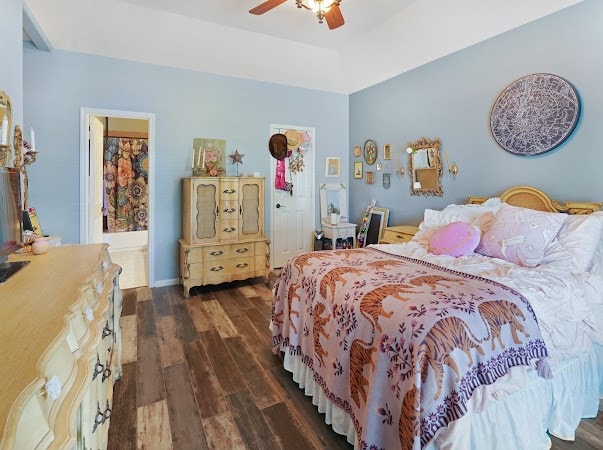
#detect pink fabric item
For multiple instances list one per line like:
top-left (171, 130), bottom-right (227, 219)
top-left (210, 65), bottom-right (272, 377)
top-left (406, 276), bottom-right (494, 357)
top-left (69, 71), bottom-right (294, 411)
top-left (476, 203), bottom-right (566, 267)
top-left (428, 221), bottom-right (481, 257)
top-left (274, 158), bottom-right (286, 189)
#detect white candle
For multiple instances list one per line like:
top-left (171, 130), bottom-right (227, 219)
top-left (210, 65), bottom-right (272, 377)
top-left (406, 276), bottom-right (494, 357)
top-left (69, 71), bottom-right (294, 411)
top-left (192, 149), bottom-right (195, 169)
top-left (202, 149), bottom-right (206, 169)
top-left (30, 127), bottom-right (36, 151)
top-left (0, 116), bottom-right (7, 145)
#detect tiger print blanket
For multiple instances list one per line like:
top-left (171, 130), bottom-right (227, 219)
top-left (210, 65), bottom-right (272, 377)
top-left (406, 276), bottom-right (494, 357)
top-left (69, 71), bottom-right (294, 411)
top-left (272, 248), bottom-right (550, 449)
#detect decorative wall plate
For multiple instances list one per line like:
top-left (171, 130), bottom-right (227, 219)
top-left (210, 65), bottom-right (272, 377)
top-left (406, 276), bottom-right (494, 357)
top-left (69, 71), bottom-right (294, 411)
top-left (363, 139), bottom-right (377, 165)
top-left (490, 73), bottom-right (580, 156)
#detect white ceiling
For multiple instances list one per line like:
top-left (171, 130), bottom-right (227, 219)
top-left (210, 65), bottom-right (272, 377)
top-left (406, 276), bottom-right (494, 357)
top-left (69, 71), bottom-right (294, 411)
top-left (24, 0), bottom-right (583, 94)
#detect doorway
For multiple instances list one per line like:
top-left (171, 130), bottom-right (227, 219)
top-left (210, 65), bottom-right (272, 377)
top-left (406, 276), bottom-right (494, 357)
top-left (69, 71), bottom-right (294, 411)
top-left (80, 108), bottom-right (155, 288)
top-left (270, 124), bottom-right (315, 269)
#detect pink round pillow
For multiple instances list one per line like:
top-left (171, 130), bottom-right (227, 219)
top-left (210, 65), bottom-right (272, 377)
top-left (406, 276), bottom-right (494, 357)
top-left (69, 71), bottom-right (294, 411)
top-left (428, 221), bottom-right (481, 257)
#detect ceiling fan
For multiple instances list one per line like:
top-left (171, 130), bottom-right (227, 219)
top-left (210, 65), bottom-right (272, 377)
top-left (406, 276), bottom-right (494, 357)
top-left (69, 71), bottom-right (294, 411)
top-left (249, 0), bottom-right (345, 30)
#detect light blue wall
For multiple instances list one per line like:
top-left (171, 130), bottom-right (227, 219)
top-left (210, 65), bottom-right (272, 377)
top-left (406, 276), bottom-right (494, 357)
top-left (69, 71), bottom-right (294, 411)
top-left (0, 0), bottom-right (23, 125)
top-left (23, 46), bottom-right (349, 283)
top-left (349, 0), bottom-right (603, 227)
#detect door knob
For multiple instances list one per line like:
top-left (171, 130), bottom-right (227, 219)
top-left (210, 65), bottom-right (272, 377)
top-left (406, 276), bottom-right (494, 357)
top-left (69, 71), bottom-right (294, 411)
top-left (276, 203), bottom-right (286, 209)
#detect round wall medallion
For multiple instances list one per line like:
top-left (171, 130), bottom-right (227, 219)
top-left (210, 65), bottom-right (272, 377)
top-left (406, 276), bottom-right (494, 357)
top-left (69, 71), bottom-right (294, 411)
top-left (490, 73), bottom-right (580, 156)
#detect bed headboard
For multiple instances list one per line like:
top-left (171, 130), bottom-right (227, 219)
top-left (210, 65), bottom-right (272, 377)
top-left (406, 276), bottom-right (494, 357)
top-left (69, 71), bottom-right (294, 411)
top-left (468, 186), bottom-right (601, 215)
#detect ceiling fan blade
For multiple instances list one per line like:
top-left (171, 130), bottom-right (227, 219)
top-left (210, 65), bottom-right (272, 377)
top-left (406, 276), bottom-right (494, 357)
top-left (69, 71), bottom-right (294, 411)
top-left (249, 0), bottom-right (288, 15)
top-left (325, 4), bottom-right (345, 30)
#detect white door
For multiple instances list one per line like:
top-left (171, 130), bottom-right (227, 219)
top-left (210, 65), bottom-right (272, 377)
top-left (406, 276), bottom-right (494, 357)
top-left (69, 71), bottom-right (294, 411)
top-left (270, 125), bottom-right (315, 269)
top-left (80, 108), bottom-right (156, 288)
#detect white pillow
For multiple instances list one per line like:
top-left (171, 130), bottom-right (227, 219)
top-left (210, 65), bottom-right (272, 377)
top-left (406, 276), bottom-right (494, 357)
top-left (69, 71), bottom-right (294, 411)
top-left (414, 198), bottom-right (501, 245)
top-left (542, 212), bottom-right (603, 272)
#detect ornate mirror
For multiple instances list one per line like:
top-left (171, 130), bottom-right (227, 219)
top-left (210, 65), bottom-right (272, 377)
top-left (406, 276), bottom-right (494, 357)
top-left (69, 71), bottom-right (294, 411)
top-left (0, 91), bottom-right (13, 167)
top-left (407, 137), bottom-right (443, 196)
top-left (320, 183), bottom-right (348, 226)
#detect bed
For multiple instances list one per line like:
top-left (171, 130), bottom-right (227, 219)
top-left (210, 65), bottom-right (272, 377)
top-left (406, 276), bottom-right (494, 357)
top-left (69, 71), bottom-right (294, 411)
top-left (271, 186), bottom-right (603, 450)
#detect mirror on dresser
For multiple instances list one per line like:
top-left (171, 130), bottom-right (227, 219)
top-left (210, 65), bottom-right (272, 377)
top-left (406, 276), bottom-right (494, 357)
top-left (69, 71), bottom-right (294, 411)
top-left (320, 182), bottom-right (348, 226)
top-left (407, 137), bottom-right (443, 196)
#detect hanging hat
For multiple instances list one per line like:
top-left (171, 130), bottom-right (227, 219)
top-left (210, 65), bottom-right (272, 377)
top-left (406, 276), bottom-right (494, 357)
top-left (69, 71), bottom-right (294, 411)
top-left (285, 130), bottom-right (302, 150)
top-left (269, 133), bottom-right (288, 160)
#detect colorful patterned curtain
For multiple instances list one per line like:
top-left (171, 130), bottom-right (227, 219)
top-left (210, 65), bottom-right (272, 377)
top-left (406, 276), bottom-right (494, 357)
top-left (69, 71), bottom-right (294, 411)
top-left (103, 137), bottom-right (149, 232)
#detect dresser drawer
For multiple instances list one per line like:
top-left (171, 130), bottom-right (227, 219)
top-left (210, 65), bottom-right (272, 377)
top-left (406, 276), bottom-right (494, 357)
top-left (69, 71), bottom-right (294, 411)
top-left (230, 256), bottom-right (255, 279)
top-left (187, 246), bottom-right (205, 263)
top-left (202, 245), bottom-right (231, 261)
top-left (219, 200), bottom-right (238, 220)
top-left (219, 219), bottom-right (239, 241)
top-left (232, 242), bottom-right (255, 257)
top-left (381, 226), bottom-right (419, 244)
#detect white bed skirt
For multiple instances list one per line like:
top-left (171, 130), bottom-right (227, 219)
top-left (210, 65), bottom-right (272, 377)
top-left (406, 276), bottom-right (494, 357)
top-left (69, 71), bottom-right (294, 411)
top-left (280, 343), bottom-right (603, 450)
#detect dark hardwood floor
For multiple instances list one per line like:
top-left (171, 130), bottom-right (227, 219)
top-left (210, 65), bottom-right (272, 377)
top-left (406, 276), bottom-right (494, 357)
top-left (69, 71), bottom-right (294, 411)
top-left (108, 279), bottom-right (602, 449)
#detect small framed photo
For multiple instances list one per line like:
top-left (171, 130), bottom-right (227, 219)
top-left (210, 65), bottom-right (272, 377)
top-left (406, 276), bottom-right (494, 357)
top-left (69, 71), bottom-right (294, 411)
top-left (353, 161), bottom-right (363, 179)
top-left (376, 163), bottom-right (382, 171)
top-left (325, 157), bottom-right (340, 177)
top-left (383, 144), bottom-right (392, 160)
top-left (353, 146), bottom-right (362, 157)
top-left (366, 171), bottom-right (374, 184)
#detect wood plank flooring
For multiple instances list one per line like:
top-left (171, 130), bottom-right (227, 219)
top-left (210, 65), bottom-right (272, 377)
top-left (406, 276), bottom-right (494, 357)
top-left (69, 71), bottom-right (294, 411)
top-left (108, 279), bottom-right (602, 450)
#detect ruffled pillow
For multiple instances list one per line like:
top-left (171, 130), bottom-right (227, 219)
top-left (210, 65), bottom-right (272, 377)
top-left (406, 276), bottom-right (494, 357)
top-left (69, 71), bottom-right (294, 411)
top-left (476, 203), bottom-right (566, 268)
top-left (542, 212), bottom-right (603, 272)
top-left (428, 221), bottom-right (481, 257)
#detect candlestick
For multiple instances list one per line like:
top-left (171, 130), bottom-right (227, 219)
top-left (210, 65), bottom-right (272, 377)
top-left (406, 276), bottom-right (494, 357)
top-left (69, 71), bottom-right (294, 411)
top-left (30, 127), bottom-right (35, 152)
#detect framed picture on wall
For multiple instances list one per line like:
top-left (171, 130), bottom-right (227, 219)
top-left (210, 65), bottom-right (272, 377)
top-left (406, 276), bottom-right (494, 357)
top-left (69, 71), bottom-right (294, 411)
top-left (354, 161), bottom-right (363, 179)
top-left (383, 144), bottom-right (392, 160)
top-left (325, 157), bottom-right (340, 177)
top-left (353, 146), bottom-right (362, 157)
top-left (366, 171), bottom-right (374, 184)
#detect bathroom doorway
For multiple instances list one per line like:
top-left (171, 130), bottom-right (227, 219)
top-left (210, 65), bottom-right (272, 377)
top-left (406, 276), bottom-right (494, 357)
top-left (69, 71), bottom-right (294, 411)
top-left (80, 108), bottom-right (155, 288)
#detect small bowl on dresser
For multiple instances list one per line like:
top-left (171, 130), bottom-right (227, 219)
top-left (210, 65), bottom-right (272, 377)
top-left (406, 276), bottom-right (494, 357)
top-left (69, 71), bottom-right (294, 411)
top-left (31, 237), bottom-right (50, 255)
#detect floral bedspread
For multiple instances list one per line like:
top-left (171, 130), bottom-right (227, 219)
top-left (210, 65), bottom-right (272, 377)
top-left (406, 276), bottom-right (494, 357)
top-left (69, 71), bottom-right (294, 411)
top-left (272, 248), bottom-right (550, 449)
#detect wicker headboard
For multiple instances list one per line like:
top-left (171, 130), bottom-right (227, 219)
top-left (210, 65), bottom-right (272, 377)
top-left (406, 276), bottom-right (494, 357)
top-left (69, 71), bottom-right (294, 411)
top-left (468, 186), bottom-right (601, 215)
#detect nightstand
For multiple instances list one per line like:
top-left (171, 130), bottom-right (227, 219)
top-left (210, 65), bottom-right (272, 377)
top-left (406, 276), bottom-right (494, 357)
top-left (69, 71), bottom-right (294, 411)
top-left (322, 223), bottom-right (357, 250)
top-left (380, 225), bottom-right (419, 244)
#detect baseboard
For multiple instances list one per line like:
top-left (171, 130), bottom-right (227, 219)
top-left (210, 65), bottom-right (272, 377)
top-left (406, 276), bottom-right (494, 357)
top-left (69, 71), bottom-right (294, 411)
top-left (153, 278), bottom-right (180, 287)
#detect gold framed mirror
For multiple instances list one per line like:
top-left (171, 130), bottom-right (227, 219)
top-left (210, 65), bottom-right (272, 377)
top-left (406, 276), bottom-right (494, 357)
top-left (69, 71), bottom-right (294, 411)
top-left (407, 137), bottom-right (443, 196)
top-left (0, 91), bottom-right (13, 167)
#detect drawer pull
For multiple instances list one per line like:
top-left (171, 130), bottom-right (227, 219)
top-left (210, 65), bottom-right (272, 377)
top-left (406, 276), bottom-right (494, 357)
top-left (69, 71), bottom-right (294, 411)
top-left (223, 189), bottom-right (235, 194)
top-left (92, 403), bottom-right (104, 433)
top-left (102, 365), bottom-right (112, 382)
top-left (102, 321), bottom-right (112, 339)
top-left (223, 227), bottom-right (236, 233)
top-left (236, 263), bottom-right (249, 269)
top-left (223, 208), bottom-right (236, 213)
top-left (44, 375), bottom-right (62, 401)
top-left (209, 250), bottom-right (223, 256)
top-left (210, 266), bottom-right (224, 272)
top-left (235, 247), bottom-right (249, 253)
top-left (103, 400), bottom-right (112, 421)
top-left (93, 356), bottom-right (104, 381)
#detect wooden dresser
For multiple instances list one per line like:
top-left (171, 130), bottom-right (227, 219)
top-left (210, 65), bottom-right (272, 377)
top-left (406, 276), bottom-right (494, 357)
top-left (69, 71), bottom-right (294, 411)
top-left (179, 177), bottom-right (270, 298)
top-left (0, 244), bottom-right (122, 450)
top-left (380, 225), bottom-right (420, 244)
